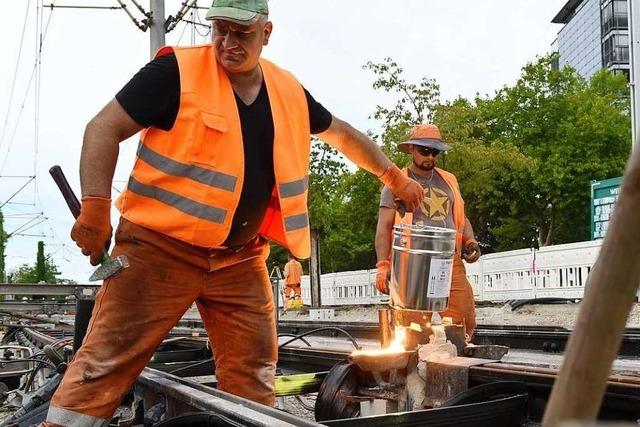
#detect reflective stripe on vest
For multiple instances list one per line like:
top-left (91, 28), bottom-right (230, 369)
top-left (128, 176), bottom-right (227, 224)
top-left (279, 176), bottom-right (308, 198)
top-left (285, 212), bottom-right (309, 231)
top-left (137, 142), bottom-right (237, 192)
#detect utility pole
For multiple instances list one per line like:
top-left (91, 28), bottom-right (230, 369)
top-left (309, 228), bottom-right (322, 308)
top-left (149, 0), bottom-right (166, 59)
top-left (629, 0), bottom-right (640, 149)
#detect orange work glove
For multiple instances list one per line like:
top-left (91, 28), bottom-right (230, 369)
top-left (462, 239), bottom-right (481, 263)
top-left (375, 259), bottom-right (391, 294)
top-left (379, 164), bottom-right (423, 213)
top-left (70, 196), bottom-right (112, 266)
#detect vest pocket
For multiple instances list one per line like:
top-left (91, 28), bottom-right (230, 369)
top-left (188, 111), bottom-right (228, 166)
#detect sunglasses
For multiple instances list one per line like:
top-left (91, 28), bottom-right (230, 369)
top-left (416, 146), bottom-right (440, 157)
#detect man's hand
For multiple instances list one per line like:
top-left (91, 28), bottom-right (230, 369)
top-left (379, 164), bottom-right (423, 213)
top-left (462, 239), bottom-right (481, 263)
top-left (71, 196), bottom-right (112, 266)
top-left (375, 259), bottom-right (391, 294)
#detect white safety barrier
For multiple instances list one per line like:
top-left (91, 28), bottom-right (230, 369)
top-left (465, 240), bottom-right (603, 302)
top-left (279, 239), bottom-right (640, 305)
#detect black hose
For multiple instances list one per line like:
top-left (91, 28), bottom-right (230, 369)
top-left (295, 395), bottom-right (316, 411)
top-left (278, 327), bottom-right (362, 350)
top-left (510, 297), bottom-right (578, 311)
top-left (22, 359), bottom-right (47, 392)
top-left (277, 333), bottom-right (311, 347)
top-left (169, 328), bottom-right (359, 376)
top-left (167, 358), bottom-right (213, 375)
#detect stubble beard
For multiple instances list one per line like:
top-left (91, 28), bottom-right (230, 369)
top-left (413, 159), bottom-right (435, 171)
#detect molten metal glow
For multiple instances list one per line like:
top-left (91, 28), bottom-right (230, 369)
top-left (351, 326), bottom-right (407, 356)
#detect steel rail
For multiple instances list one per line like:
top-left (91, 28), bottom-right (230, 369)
top-left (276, 321), bottom-right (640, 356)
top-left (136, 368), bottom-right (324, 426)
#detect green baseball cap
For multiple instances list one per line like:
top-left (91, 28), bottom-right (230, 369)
top-left (206, 0), bottom-right (269, 25)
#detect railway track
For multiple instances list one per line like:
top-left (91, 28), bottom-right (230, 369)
top-left (3, 324), bottom-right (640, 425)
top-left (276, 320), bottom-right (640, 357)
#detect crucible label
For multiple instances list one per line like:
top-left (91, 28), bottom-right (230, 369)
top-left (427, 258), bottom-right (453, 298)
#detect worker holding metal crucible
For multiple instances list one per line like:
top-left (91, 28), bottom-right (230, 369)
top-left (374, 124), bottom-right (480, 338)
top-left (43, 0), bottom-right (424, 425)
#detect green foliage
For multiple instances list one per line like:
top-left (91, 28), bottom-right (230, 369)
top-left (8, 241), bottom-right (62, 284)
top-left (363, 58), bottom-right (440, 164)
top-left (476, 55), bottom-right (630, 245)
top-left (36, 241), bottom-right (46, 282)
top-left (367, 54), bottom-right (629, 251)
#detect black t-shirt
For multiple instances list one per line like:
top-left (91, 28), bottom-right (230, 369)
top-left (116, 52), bottom-right (333, 246)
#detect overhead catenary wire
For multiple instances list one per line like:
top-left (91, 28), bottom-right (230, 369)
top-left (166, 0), bottom-right (199, 33)
top-left (7, 216), bottom-right (47, 238)
top-left (0, 176), bottom-right (35, 209)
top-left (0, 0), bottom-right (32, 152)
top-left (176, 19), bottom-right (190, 45)
top-left (1, 0), bottom-right (55, 177)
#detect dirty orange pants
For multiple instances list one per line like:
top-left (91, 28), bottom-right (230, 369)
top-left (44, 219), bottom-right (276, 426)
top-left (441, 255), bottom-right (477, 337)
top-left (284, 283), bottom-right (301, 300)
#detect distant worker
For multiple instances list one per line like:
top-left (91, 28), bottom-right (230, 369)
top-left (283, 253), bottom-right (303, 309)
top-left (43, 0), bottom-right (424, 425)
top-left (374, 124), bottom-right (480, 337)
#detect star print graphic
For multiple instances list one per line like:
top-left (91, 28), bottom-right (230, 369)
top-left (424, 185), bottom-right (450, 221)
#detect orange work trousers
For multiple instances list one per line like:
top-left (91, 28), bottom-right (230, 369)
top-left (44, 218), bottom-right (276, 427)
top-left (284, 283), bottom-right (301, 300)
top-left (441, 255), bottom-right (477, 337)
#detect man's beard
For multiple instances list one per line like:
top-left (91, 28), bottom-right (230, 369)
top-left (413, 159), bottom-right (435, 171)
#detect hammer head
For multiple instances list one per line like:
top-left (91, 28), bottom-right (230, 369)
top-left (89, 254), bottom-right (130, 282)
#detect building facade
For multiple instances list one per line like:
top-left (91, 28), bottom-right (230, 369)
top-left (552, 0), bottom-right (630, 78)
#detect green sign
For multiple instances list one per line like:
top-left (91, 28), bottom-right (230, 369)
top-left (590, 176), bottom-right (623, 240)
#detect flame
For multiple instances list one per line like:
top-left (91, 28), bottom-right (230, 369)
top-left (388, 326), bottom-right (406, 352)
top-left (351, 326), bottom-right (407, 357)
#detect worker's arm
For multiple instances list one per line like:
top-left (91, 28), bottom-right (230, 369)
top-left (71, 99), bottom-right (143, 266)
top-left (375, 207), bottom-right (396, 262)
top-left (317, 116), bottom-right (423, 212)
top-left (80, 98), bottom-right (143, 197)
top-left (462, 217), bottom-right (475, 244)
top-left (462, 216), bottom-right (481, 263)
top-left (374, 206), bottom-right (396, 294)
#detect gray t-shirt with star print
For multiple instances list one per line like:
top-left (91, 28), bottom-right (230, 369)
top-left (380, 169), bottom-right (456, 230)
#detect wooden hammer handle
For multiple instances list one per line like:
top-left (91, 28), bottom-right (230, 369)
top-left (542, 145), bottom-right (640, 425)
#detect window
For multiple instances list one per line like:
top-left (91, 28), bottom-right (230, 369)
top-left (603, 33), bottom-right (630, 66)
top-left (602, 0), bottom-right (628, 34)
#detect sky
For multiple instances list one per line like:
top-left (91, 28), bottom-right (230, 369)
top-left (0, 0), bottom-right (567, 282)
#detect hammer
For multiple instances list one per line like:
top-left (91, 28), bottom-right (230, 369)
top-left (49, 165), bottom-right (129, 282)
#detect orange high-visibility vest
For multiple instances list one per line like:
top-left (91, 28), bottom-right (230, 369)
top-left (394, 167), bottom-right (465, 254)
top-left (115, 45), bottom-right (312, 258)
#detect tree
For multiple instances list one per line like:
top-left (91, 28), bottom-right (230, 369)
top-left (477, 55), bottom-right (630, 245)
top-left (432, 98), bottom-right (537, 251)
top-left (365, 54), bottom-right (629, 251)
top-left (9, 241), bottom-right (62, 284)
top-left (36, 241), bottom-right (47, 282)
top-left (363, 57), bottom-right (440, 164)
